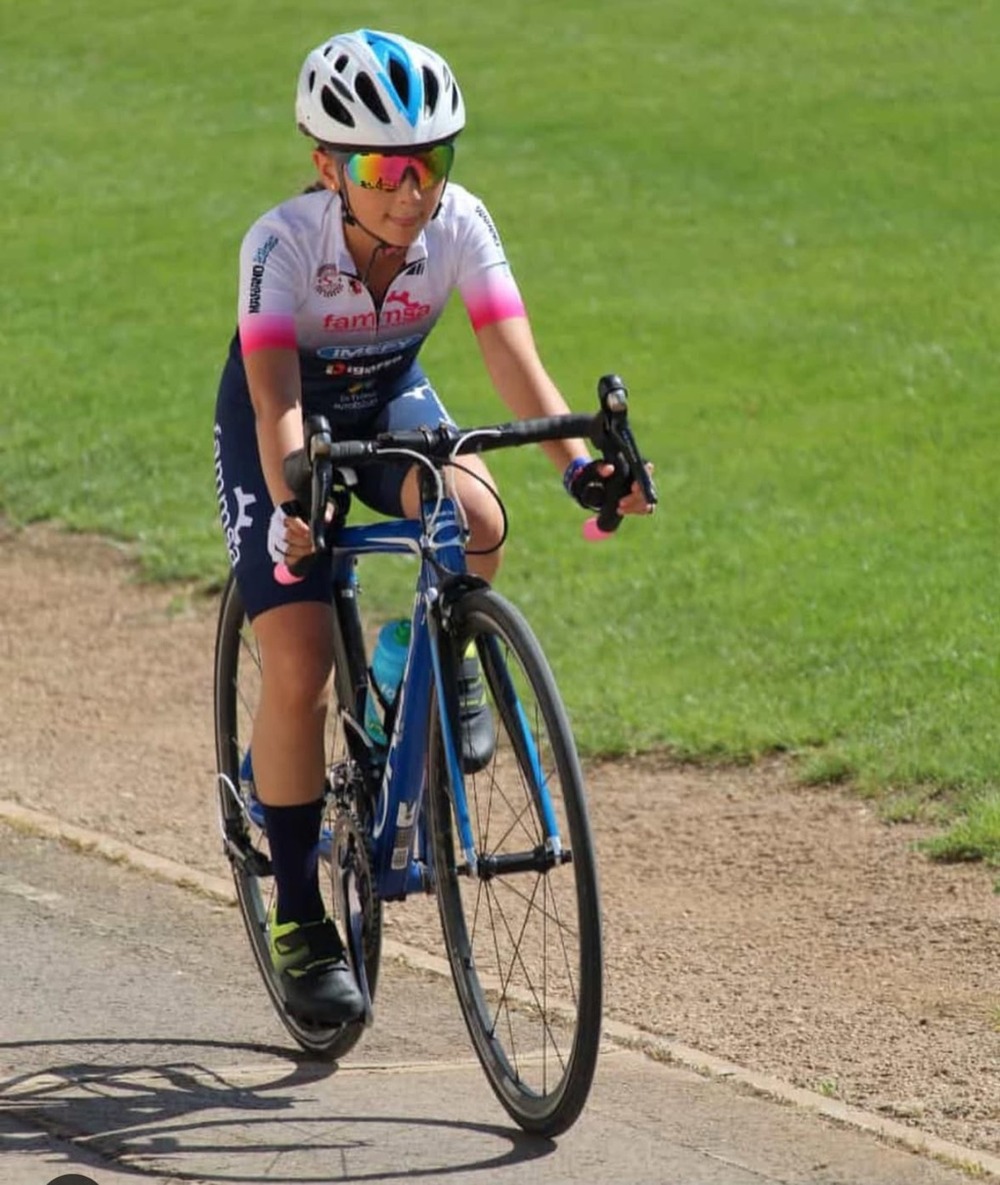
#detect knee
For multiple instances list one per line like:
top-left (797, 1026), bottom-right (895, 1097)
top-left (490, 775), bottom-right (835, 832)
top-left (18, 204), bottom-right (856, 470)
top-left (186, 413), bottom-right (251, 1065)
top-left (255, 607), bottom-right (334, 714)
top-left (467, 496), bottom-right (505, 552)
top-left (452, 467), bottom-right (503, 548)
top-left (270, 653), bottom-right (333, 716)
top-left (461, 493), bottom-right (504, 578)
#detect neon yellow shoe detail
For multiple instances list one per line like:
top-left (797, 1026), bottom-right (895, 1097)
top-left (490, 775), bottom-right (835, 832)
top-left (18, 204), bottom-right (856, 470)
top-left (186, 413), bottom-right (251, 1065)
top-left (266, 907), bottom-right (365, 1024)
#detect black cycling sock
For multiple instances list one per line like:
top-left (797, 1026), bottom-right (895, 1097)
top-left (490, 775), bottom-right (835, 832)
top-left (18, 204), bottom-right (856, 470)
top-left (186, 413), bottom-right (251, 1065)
top-left (261, 799), bottom-right (326, 925)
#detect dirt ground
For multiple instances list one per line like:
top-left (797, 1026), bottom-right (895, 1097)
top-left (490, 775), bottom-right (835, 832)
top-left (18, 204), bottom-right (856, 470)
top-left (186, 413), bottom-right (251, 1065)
top-left (1, 521), bottom-right (997, 1156)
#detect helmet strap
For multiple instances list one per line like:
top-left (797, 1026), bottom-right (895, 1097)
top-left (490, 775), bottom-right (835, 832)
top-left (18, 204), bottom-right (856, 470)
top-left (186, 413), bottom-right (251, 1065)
top-left (334, 165), bottom-right (402, 280)
top-left (431, 179), bottom-right (449, 221)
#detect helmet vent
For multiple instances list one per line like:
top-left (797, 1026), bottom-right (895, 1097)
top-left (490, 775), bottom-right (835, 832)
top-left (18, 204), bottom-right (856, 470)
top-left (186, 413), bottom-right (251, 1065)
top-left (387, 58), bottom-right (411, 108)
top-left (330, 76), bottom-right (353, 102)
top-left (307, 70), bottom-right (316, 93)
top-left (422, 67), bottom-right (439, 114)
top-left (321, 85), bottom-right (355, 127)
top-left (355, 72), bottom-right (390, 123)
top-left (334, 53), bottom-right (350, 72)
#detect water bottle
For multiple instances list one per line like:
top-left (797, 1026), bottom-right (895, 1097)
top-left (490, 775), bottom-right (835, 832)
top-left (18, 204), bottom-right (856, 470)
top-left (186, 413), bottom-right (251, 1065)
top-left (364, 618), bottom-right (411, 745)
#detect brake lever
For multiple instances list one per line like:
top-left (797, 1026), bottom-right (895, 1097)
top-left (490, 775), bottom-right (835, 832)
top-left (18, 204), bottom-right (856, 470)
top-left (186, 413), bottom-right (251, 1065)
top-left (301, 415), bottom-right (332, 552)
top-left (275, 416), bottom-right (334, 583)
top-left (584, 375), bottom-right (658, 540)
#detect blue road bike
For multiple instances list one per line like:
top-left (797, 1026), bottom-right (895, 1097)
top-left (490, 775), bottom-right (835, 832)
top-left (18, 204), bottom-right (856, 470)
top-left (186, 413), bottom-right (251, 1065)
top-left (213, 375), bottom-right (656, 1135)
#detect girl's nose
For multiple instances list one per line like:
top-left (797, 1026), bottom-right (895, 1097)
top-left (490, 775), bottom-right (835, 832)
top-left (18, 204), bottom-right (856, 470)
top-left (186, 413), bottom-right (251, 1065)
top-left (396, 167), bottom-right (423, 200)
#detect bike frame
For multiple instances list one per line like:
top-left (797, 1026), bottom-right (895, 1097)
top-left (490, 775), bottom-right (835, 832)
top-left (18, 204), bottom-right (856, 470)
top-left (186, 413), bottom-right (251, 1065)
top-left (327, 493), bottom-right (487, 902)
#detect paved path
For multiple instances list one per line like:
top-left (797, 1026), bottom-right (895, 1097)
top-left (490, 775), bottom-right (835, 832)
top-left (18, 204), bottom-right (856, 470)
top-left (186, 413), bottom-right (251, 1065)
top-left (0, 825), bottom-right (987, 1185)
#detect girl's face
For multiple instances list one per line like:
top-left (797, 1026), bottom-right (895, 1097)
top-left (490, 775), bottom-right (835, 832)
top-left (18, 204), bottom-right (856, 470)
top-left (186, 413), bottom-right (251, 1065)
top-left (313, 149), bottom-right (449, 249)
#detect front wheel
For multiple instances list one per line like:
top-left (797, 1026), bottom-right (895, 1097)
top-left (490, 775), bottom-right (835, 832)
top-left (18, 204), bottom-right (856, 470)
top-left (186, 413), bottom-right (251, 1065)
top-left (427, 588), bottom-right (603, 1136)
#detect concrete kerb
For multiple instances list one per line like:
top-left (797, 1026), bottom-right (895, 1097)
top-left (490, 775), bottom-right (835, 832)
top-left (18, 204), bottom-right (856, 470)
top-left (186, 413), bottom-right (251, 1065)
top-left (2, 796), bottom-right (998, 1182)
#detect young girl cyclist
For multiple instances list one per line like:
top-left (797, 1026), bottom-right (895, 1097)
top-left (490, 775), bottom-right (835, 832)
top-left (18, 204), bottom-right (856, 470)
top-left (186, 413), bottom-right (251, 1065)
top-left (214, 28), bottom-right (654, 1027)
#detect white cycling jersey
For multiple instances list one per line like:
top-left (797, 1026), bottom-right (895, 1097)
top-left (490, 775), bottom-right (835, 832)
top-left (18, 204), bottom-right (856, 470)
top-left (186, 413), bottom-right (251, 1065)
top-left (236, 182), bottom-right (525, 407)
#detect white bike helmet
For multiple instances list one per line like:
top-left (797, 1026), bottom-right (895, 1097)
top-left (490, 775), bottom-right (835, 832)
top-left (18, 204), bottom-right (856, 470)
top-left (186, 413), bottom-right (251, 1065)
top-left (296, 29), bottom-right (465, 150)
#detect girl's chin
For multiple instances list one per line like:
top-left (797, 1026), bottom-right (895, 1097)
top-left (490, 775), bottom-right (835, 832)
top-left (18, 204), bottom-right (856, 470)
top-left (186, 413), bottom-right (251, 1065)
top-left (384, 218), bottom-right (423, 243)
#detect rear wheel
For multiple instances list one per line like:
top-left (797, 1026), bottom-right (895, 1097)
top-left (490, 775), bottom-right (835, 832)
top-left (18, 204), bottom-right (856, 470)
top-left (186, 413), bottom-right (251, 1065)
top-left (213, 572), bottom-right (380, 1057)
top-left (427, 588), bottom-right (603, 1136)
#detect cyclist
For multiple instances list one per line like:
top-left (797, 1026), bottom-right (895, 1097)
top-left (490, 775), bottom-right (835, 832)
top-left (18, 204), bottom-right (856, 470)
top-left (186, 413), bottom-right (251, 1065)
top-left (213, 28), bottom-right (654, 1026)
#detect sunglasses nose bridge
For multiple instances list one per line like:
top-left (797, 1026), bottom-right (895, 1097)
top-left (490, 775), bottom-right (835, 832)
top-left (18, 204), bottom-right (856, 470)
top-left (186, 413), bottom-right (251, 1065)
top-left (398, 160), bottom-right (426, 189)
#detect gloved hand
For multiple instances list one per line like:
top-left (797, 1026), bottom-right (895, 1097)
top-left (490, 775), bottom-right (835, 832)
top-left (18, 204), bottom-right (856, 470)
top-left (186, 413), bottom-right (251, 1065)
top-left (282, 448), bottom-right (312, 509)
top-left (563, 457), bottom-right (613, 511)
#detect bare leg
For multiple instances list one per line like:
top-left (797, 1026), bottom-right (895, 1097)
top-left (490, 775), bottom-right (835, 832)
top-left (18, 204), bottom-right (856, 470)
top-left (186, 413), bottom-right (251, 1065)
top-left (250, 600), bottom-right (334, 807)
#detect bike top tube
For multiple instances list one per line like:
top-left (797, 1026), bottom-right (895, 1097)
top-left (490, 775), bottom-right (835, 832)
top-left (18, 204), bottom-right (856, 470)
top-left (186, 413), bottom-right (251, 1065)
top-left (327, 508), bottom-right (468, 598)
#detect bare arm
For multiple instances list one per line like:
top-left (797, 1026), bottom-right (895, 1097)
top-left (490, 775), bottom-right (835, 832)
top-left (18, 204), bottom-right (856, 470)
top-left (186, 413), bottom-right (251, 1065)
top-left (243, 346), bottom-right (320, 563)
top-left (474, 316), bottom-right (591, 472)
top-left (244, 347), bottom-right (306, 506)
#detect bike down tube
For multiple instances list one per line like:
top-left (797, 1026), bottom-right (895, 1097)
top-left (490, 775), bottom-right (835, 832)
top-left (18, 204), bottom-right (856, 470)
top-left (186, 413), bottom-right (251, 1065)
top-left (364, 499), bottom-right (470, 899)
top-left (370, 594), bottom-right (432, 900)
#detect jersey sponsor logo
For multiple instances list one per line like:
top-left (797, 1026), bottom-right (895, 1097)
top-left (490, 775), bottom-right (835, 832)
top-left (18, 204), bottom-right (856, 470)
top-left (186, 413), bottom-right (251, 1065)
top-left (473, 203), bottom-right (502, 249)
top-left (324, 354), bottom-right (406, 379)
top-left (253, 235), bottom-right (279, 265)
top-left (319, 292), bottom-right (430, 333)
top-left (248, 266), bottom-right (264, 313)
top-left (316, 334), bottom-right (423, 361)
top-left (315, 266), bottom-right (364, 300)
top-left (314, 263), bottom-right (342, 297)
top-left (383, 289), bottom-right (432, 324)
top-left (247, 235), bottom-right (279, 314)
top-left (322, 311), bottom-right (377, 333)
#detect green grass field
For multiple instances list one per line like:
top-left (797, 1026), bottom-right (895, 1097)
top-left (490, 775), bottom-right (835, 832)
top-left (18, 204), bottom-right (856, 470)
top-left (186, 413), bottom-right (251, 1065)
top-left (2, 1), bottom-right (997, 865)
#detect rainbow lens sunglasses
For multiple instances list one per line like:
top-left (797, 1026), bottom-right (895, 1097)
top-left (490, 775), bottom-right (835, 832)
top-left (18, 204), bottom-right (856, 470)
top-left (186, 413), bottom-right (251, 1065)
top-left (337, 143), bottom-right (455, 192)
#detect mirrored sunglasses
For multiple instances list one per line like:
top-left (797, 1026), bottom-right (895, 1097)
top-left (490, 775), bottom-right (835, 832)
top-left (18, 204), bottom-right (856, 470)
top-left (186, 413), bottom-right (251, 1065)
top-left (339, 143), bottom-right (455, 192)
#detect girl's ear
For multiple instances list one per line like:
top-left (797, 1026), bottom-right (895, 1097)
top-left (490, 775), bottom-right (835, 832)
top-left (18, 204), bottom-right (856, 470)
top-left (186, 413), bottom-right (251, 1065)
top-left (312, 149), bottom-right (339, 192)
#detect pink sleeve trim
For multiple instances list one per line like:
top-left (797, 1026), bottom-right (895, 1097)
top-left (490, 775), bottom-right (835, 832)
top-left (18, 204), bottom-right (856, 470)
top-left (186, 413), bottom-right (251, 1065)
top-left (239, 313), bottom-right (298, 356)
top-left (461, 269), bottom-right (527, 332)
top-left (466, 292), bottom-right (527, 332)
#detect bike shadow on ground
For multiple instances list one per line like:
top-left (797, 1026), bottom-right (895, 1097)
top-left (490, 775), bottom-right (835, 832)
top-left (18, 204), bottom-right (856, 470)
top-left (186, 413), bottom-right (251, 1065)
top-left (0, 1036), bottom-right (556, 1182)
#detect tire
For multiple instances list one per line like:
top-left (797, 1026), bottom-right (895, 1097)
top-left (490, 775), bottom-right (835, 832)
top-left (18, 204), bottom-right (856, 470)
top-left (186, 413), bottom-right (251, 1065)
top-left (213, 572), bottom-right (379, 1058)
top-left (427, 588), bottom-right (603, 1136)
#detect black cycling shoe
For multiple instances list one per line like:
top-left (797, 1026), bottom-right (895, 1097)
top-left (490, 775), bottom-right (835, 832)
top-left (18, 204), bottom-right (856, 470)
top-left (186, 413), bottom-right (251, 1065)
top-left (459, 648), bottom-right (496, 774)
top-left (269, 913), bottom-right (365, 1026)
